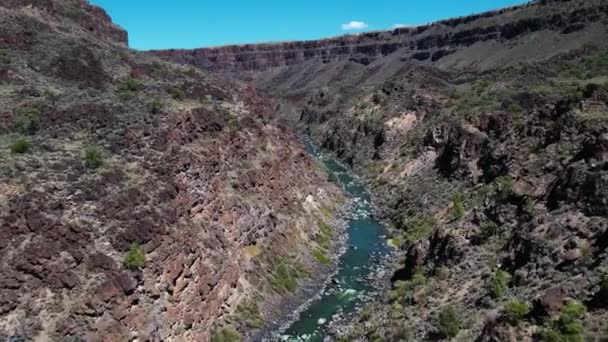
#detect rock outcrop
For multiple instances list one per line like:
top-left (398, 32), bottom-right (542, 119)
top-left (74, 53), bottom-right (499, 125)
top-left (153, 0), bottom-right (608, 75)
top-left (0, 1), bottom-right (344, 341)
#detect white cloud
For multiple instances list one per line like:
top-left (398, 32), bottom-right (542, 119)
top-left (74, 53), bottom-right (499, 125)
top-left (341, 21), bottom-right (368, 30)
top-left (393, 23), bottom-right (412, 28)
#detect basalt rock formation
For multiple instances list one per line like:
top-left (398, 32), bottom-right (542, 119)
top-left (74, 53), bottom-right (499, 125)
top-left (154, 0), bottom-right (607, 75)
top-left (155, 0), bottom-right (608, 340)
top-left (0, 1), bottom-right (345, 341)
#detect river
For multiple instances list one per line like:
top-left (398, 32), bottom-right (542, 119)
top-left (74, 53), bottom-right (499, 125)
top-left (280, 141), bottom-right (391, 341)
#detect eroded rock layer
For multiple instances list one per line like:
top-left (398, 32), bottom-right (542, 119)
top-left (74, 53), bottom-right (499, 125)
top-left (0, 1), bottom-right (344, 341)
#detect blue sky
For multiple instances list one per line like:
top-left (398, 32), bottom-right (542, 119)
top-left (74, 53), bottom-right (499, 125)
top-left (89, 0), bottom-right (530, 50)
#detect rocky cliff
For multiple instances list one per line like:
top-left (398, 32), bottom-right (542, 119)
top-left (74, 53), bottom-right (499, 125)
top-left (0, 1), bottom-right (344, 341)
top-left (153, 0), bottom-right (608, 74)
top-left (153, 0), bottom-right (608, 340)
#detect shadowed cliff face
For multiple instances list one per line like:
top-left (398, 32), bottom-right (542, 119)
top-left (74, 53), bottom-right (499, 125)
top-left (152, 0), bottom-right (608, 340)
top-left (153, 0), bottom-right (608, 74)
top-left (0, 1), bottom-right (344, 341)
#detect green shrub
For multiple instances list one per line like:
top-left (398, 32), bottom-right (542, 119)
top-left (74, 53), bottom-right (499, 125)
top-left (507, 103), bottom-right (524, 114)
top-left (83, 146), bottom-right (103, 169)
top-left (435, 305), bottom-right (461, 338)
top-left (388, 268), bottom-right (427, 303)
top-left (504, 299), bottom-right (529, 325)
top-left (269, 261), bottom-right (306, 294)
top-left (478, 221), bottom-right (499, 241)
top-left (235, 300), bottom-right (263, 329)
top-left (14, 108), bottom-right (41, 134)
top-left (436, 266), bottom-right (450, 281)
top-left (488, 269), bottom-right (511, 299)
top-left (312, 248), bottom-right (331, 265)
top-left (402, 216), bottom-right (436, 245)
top-left (149, 97), bottom-right (162, 114)
top-left (211, 326), bottom-right (241, 342)
top-left (523, 197), bottom-right (536, 215)
top-left (452, 193), bottom-right (465, 220)
top-left (540, 300), bottom-right (586, 342)
top-left (10, 138), bottom-right (31, 154)
top-left (123, 243), bottom-right (146, 269)
top-left (168, 87), bottom-right (186, 100)
top-left (125, 78), bottom-right (144, 91)
top-left (495, 175), bottom-right (514, 199)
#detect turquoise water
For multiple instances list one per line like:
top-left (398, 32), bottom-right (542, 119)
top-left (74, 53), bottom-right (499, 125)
top-left (281, 142), bottom-right (390, 341)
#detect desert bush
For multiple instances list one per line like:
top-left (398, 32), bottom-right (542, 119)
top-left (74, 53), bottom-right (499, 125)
top-left (523, 197), bottom-right (536, 215)
top-left (269, 261), bottom-right (307, 294)
top-left (388, 268), bottom-right (427, 303)
top-left (123, 243), bottom-right (145, 269)
top-left (235, 300), bottom-right (263, 329)
top-left (489, 269), bottom-right (511, 298)
top-left (452, 193), bottom-right (465, 220)
top-left (436, 266), bottom-right (450, 281)
top-left (168, 87), bottom-right (185, 100)
top-left (312, 248), bottom-right (331, 265)
top-left (149, 97), bottom-right (162, 114)
top-left (402, 216), bottom-right (436, 245)
top-left (14, 108), bottom-right (41, 134)
top-left (435, 305), bottom-right (461, 338)
top-left (506, 102), bottom-right (524, 113)
top-left (495, 175), bottom-right (514, 199)
top-left (478, 221), bottom-right (499, 242)
top-left (83, 146), bottom-right (103, 169)
top-left (10, 138), bottom-right (31, 154)
top-left (504, 299), bottom-right (529, 325)
top-left (211, 326), bottom-right (241, 342)
top-left (125, 78), bottom-right (144, 91)
top-left (540, 300), bottom-right (586, 342)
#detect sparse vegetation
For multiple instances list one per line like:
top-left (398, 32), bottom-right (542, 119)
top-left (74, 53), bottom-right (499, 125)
top-left (436, 266), bottom-right (450, 281)
top-left (435, 305), bottom-right (461, 338)
top-left (488, 269), bottom-right (511, 298)
top-left (83, 146), bottom-right (104, 169)
top-left (235, 300), bottom-right (264, 329)
top-left (211, 326), bottom-right (241, 342)
top-left (124, 77), bottom-right (144, 91)
top-left (503, 299), bottom-right (529, 325)
top-left (123, 243), bottom-right (146, 269)
top-left (168, 86), bottom-right (186, 100)
top-left (495, 175), bottom-right (514, 199)
top-left (452, 192), bottom-right (465, 220)
top-left (315, 217), bottom-right (334, 249)
top-left (14, 108), bottom-right (41, 135)
top-left (402, 216), bottom-right (436, 245)
top-left (149, 97), bottom-right (162, 114)
top-left (477, 221), bottom-right (499, 242)
top-left (10, 138), bottom-right (31, 154)
top-left (523, 197), bottom-right (536, 215)
top-left (269, 260), bottom-right (307, 294)
top-left (540, 300), bottom-right (586, 342)
top-left (388, 267), bottom-right (427, 303)
top-left (312, 248), bottom-right (331, 264)
top-left (506, 102), bottom-right (524, 114)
